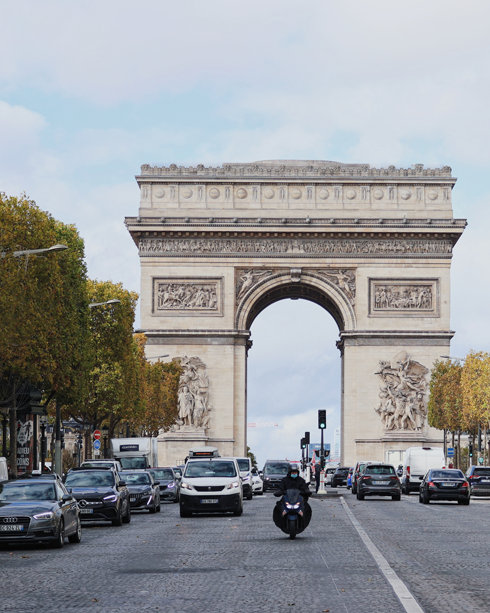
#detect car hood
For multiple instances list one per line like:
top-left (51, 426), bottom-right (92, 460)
top-left (183, 477), bottom-right (239, 487)
top-left (263, 473), bottom-right (287, 479)
top-left (68, 487), bottom-right (115, 497)
top-left (0, 500), bottom-right (57, 514)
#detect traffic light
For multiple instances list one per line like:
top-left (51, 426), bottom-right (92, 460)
top-left (60, 429), bottom-right (65, 450)
top-left (301, 438), bottom-right (307, 450)
top-left (318, 410), bottom-right (326, 429)
top-left (304, 431), bottom-right (310, 445)
top-left (469, 444), bottom-right (473, 458)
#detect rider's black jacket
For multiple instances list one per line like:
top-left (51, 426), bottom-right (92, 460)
top-left (274, 474), bottom-right (311, 497)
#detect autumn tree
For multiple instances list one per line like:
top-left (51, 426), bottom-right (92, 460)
top-left (461, 351), bottom-right (490, 433)
top-left (428, 359), bottom-right (463, 432)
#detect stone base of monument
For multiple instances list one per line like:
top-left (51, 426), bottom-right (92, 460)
top-left (158, 428), bottom-right (209, 466)
top-left (380, 431), bottom-right (426, 442)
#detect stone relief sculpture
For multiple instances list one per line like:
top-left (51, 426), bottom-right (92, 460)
top-left (235, 269), bottom-right (273, 303)
top-left (318, 270), bottom-right (356, 305)
top-left (172, 357), bottom-right (211, 431)
top-left (140, 237), bottom-right (452, 257)
top-left (156, 281), bottom-right (218, 311)
top-left (375, 351), bottom-right (429, 431)
top-left (374, 284), bottom-right (433, 310)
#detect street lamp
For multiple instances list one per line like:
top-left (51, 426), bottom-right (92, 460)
top-left (89, 299), bottom-right (121, 309)
top-left (1, 244), bottom-right (68, 258)
top-left (102, 424), bottom-right (109, 459)
top-left (147, 354), bottom-right (170, 361)
top-left (39, 416), bottom-right (47, 473)
top-left (440, 356), bottom-right (464, 362)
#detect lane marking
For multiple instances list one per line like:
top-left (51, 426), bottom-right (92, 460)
top-left (340, 496), bottom-right (424, 613)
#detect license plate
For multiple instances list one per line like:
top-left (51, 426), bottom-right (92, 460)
top-left (130, 496), bottom-right (136, 502)
top-left (0, 525), bottom-right (24, 531)
top-left (80, 509), bottom-right (93, 514)
top-left (201, 499), bottom-right (219, 504)
top-left (482, 479), bottom-right (490, 483)
top-left (441, 482), bottom-right (456, 487)
top-left (377, 481), bottom-right (390, 485)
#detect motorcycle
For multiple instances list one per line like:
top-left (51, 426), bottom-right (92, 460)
top-left (273, 488), bottom-right (312, 539)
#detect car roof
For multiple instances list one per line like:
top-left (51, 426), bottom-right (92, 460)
top-left (148, 467), bottom-right (174, 470)
top-left (67, 466), bottom-right (115, 472)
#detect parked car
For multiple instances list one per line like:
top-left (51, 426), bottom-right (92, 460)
top-left (120, 470), bottom-right (161, 513)
top-left (251, 469), bottom-right (264, 495)
top-left (356, 464), bottom-right (401, 501)
top-left (179, 457), bottom-right (243, 517)
top-left (331, 467), bottom-right (350, 488)
top-left (419, 468), bottom-right (470, 505)
top-left (262, 460), bottom-right (290, 492)
top-left (80, 459), bottom-right (123, 472)
top-left (401, 446), bottom-right (445, 495)
top-left (64, 467), bottom-right (131, 525)
top-left (235, 457), bottom-right (253, 500)
top-left (346, 467), bottom-right (354, 489)
top-left (147, 467), bottom-right (180, 503)
top-left (0, 477), bottom-right (81, 547)
top-left (325, 466), bottom-right (338, 486)
top-left (465, 466), bottom-right (490, 496)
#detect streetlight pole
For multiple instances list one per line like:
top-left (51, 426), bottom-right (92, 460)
top-left (40, 416), bottom-right (47, 473)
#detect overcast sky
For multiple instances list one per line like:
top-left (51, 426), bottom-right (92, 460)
top-left (1, 1), bottom-right (489, 466)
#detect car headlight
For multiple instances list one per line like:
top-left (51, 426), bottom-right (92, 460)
top-left (33, 511), bottom-right (55, 520)
top-left (103, 495), bottom-right (118, 502)
top-left (227, 481), bottom-right (240, 490)
top-left (181, 482), bottom-right (192, 490)
top-left (167, 481), bottom-right (175, 489)
top-left (242, 476), bottom-right (250, 482)
top-left (265, 477), bottom-right (270, 480)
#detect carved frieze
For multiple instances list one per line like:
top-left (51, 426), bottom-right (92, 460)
top-left (317, 270), bottom-right (356, 305)
top-left (235, 270), bottom-right (273, 304)
top-left (369, 278), bottom-right (439, 317)
top-left (171, 357), bottom-right (212, 431)
top-left (152, 277), bottom-right (223, 317)
top-left (375, 351), bottom-right (429, 432)
top-left (140, 237), bottom-right (452, 258)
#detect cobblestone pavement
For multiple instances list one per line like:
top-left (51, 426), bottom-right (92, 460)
top-left (2, 492), bottom-right (489, 613)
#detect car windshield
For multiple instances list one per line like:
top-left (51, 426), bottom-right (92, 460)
top-left (65, 472), bottom-right (115, 487)
top-left (237, 459), bottom-right (250, 472)
top-left (149, 469), bottom-right (174, 480)
top-left (0, 482), bottom-right (57, 501)
top-left (122, 473), bottom-right (151, 485)
top-left (365, 466), bottom-right (395, 475)
top-left (473, 468), bottom-right (490, 476)
top-left (119, 457), bottom-right (147, 469)
top-left (336, 468), bottom-right (349, 474)
top-left (431, 470), bottom-right (464, 479)
top-left (264, 463), bottom-right (289, 475)
top-left (327, 468), bottom-right (336, 474)
top-left (184, 461), bottom-right (237, 478)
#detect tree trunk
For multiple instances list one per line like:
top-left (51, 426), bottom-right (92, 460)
top-left (8, 395), bottom-right (17, 479)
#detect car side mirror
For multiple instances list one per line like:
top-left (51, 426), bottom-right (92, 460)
top-left (153, 481), bottom-right (160, 486)
top-left (62, 494), bottom-right (72, 502)
top-left (118, 480), bottom-right (126, 487)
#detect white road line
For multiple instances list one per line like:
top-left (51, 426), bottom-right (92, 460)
top-left (340, 496), bottom-right (424, 613)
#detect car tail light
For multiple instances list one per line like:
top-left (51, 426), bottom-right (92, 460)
top-left (462, 481), bottom-right (469, 487)
top-left (406, 466), bottom-right (410, 475)
top-left (362, 476), bottom-right (370, 480)
top-left (428, 481), bottom-right (436, 487)
top-left (390, 476), bottom-right (399, 480)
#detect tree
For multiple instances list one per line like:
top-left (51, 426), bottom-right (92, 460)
top-left (461, 351), bottom-right (490, 433)
top-left (247, 446), bottom-right (258, 469)
top-left (428, 359), bottom-right (463, 433)
top-left (0, 193), bottom-right (90, 476)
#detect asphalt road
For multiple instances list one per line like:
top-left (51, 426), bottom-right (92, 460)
top-left (1, 491), bottom-right (490, 613)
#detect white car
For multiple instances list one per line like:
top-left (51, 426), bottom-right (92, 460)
top-left (251, 471), bottom-right (263, 495)
top-left (179, 457), bottom-right (243, 517)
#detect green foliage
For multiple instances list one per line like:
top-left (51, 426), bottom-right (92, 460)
top-left (428, 359), bottom-right (463, 432)
top-left (461, 351), bottom-right (490, 431)
top-left (247, 446), bottom-right (258, 468)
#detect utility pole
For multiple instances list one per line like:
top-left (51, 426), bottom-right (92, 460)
top-left (54, 400), bottom-right (62, 475)
top-left (318, 410), bottom-right (327, 494)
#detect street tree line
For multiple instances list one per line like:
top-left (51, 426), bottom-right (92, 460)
top-left (428, 352), bottom-right (490, 467)
top-left (0, 193), bottom-right (180, 477)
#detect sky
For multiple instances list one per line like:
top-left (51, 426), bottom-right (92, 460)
top-left (1, 1), bottom-right (490, 466)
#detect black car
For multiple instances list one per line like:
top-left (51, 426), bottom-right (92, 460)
top-left (465, 465), bottom-right (490, 496)
top-left (262, 461), bottom-right (290, 492)
top-left (331, 467), bottom-right (350, 488)
top-left (0, 478), bottom-right (81, 548)
top-left (120, 470), bottom-right (161, 513)
top-left (357, 464), bottom-right (401, 501)
top-left (148, 467), bottom-right (180, 503)
top-left (419, 469), bottom-right (470, 505)
top-left (64, 468), bottom-right (131, 525)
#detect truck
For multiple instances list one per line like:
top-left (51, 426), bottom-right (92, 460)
top-left (111, 438), bottom-right (158, 469)
top-left (401, 446), bottom-right (445, 494)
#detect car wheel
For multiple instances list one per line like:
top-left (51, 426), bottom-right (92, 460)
top-left (112, 507), bottom-right (123, 526)
top-left (352, 484), bottom-right (357, 495)
top-left (156, 500), bottom-right (161, 513)
top-left (233, 504), bottom-right (243, 516)
top-left (173, 497), bottom-right (179, 503)
top-left (422, 492), bottom-right (430, 504)
top-left (357, 490), bottom-right (364, 501)
top-left (418, 492), bottom-right (423, 503)
top-left (122, 504), bottom-right (131, 524)
top-left (392, 494), bottom-right (401, 501)
top-left (149, 501), bottom-right (157, 514)
top-left (180, 504), bottom-right (191, 518)
top-left (68, 517), bottom-right (82, 544)
top-left (459, 498), bottom-right (470, 506)
top-left (53, 519), bottom-right (65, 548)
top-left (247, 490), bottom-right (253, 501)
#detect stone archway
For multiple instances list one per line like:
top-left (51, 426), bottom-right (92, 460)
top-left (126, 159), bottom-right (465, 466)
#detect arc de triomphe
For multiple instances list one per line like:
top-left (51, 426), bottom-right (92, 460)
top-left (125, 160), bottom-right (465, 466)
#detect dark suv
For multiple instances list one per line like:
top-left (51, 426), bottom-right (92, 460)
top-left (465, 465), bottom-right (490, 496)
top-left (262, 461), bottom-right (290, 492)
top-left (331, 467), bottom-right (350, 488)
top-left (64, 468), bottom-right (130, 526)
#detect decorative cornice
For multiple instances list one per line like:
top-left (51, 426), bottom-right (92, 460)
top-left (138, 161), bottom-right (453, 179)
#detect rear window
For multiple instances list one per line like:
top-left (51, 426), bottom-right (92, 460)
top-left (431, 470), bottom-right (464, 479)
top-left (365, 466), bottom-right (395, 475)
top-left (473, 468), bottom-right (490, 476)
top-left (264, 463), bottom-right (289, 475)
top-left (336, 468), bottom-right (349, 474)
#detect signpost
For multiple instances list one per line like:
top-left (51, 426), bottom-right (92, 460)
top-left (93, 440), bottom-right (101, 450)
top-left (447, 447), bottom-right (455, 457)
top-left (93, 430), bottom-right (101, 440)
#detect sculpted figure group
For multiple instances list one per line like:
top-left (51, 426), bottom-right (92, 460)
top-left (173, 357), bottom-right (211, 431)
top-left (375, 351), bottom-right (429, 431)
top-left (157, 282), bottom-right (218, 311)
top-left (374, 284), bottom-right (432, 310)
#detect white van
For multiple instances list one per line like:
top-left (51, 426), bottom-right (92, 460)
top-left (401, 446), bottom-right (445, 494)
top-left (0, 457), bottom-right (8, 482)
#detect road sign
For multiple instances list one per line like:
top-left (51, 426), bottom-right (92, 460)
top-left (93, 440), bottom-right (101, 450)
top-left (447, 447), bottom-right (455, 457)
top-left (93, 430), bottom-right (101, 440)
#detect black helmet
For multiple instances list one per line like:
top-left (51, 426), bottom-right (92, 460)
top-left (289, 463), bottom-right (300, 474)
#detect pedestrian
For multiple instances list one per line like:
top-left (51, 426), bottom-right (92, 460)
top-left (314, 462), bottom-right (320, 493)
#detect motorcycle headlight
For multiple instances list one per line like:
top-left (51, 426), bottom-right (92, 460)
top-left (227, 481), bottom-right (240, 490)
top-left (33, 511), bottom-right (55, 520)
top-left (285, 503), bottom-right (293, 509)
top-left (293, 502), bottom-right (300, 509)
top-left (181, 482), bottom-right (192, 490)
top-left (103, 494), bottom-right (118, 502)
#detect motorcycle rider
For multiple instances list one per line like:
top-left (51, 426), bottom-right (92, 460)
top-left (273, 463), bottom-right (312, 532)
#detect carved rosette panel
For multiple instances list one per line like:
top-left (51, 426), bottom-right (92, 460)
top-left (140, 237), bottom-right (452, 257)
top-left (235, 269), bottom-right (273, 304)
top-left (369, 279), bottom-right (439, 317)
top-left (152, 277), bottom-right (223, 317)
top-left (316, 269), bottom-right (356, 306)
top-left (375, 351), bottom-right (429, 432)
top-left (171, 356), bottom-right (212, 432)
